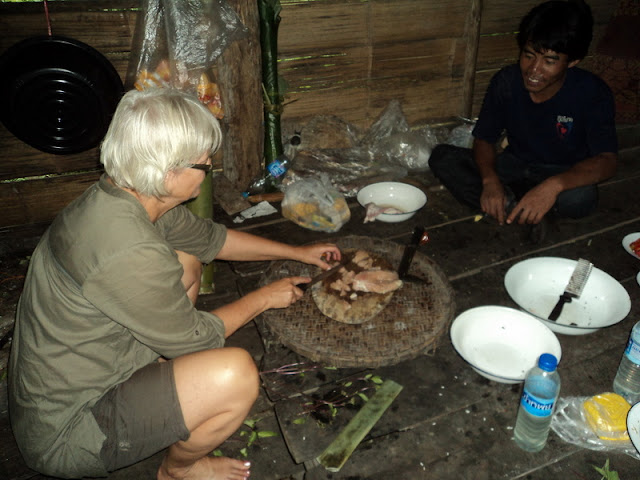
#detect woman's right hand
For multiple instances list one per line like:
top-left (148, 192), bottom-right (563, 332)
top-left (213, 276), bottom-right (310, 338)
top-left (259, 276), bottom-right (311, 310)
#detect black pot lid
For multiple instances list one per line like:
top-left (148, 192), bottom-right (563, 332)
top-left (0, 35), bottom-right (124, 155)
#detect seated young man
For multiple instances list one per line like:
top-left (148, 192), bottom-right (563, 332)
top-left (429, 0), bottom-right (617, 240)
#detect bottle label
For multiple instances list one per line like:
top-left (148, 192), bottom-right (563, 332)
top-left (624, 336), bottom-right (640, 365)
top-left (520, 390), bottom-right (555, 417)
top-left (267, 160), bottom-right (286, 178)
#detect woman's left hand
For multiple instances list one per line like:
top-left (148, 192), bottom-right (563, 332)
top-left (295, 243), bottom-right (341, 270)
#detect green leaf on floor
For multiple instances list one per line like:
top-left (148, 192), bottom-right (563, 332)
top-left (593, 459), bottom-right (620, 480)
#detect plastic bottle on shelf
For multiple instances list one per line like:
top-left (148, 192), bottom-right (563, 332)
top-left (613, 321), bottom-right (640, 405)
top-left (243, 154), bottom-right (291, 197)
top-left (513, 353), bottom-right (561, 452)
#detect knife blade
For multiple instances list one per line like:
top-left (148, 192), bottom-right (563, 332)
top-left (397, 226), bottom-right (430, 279)
top-left (299, 257), bottom-right (350, 292)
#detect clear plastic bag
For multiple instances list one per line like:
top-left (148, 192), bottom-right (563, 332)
top-left (550, 395), bottom-right (640, 459)
top-left (281, 174), bottom-right (351, 232)
top-left (126, 0), bottom-right (246, 117)
top-left (371, 126), bottom-right (439, 171)
top-left (358, 100), bottom-right (439, 171)
top-left (446, 118), bottom-right (476, 148)
top-left (290, 148), bottom-right (407, 198)
top-left (360, 99), bottom-right (409, 149)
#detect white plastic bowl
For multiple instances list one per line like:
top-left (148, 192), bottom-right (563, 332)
top-left (357, 182), bottom-right (427, 223)
top-left (450, 306), bottom-right (562, 384)
top-left (505, 257), bottom-right (631, 336)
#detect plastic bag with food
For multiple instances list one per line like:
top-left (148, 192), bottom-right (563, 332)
top-left (126, 0), bottom-right (246, 118)
top-left (550, 393), bottom-right (640, 459)
top-left (281, 174), bottom-right (351, 232)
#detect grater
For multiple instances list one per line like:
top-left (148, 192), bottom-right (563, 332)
top-left (548, 258), bottom-right (593, 321)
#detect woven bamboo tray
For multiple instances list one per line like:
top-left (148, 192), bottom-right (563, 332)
top-left (259, 235), bottom-right (455, 367)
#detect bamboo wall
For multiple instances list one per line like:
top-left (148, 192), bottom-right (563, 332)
top-left (0, 0), bottom-right (620, 231)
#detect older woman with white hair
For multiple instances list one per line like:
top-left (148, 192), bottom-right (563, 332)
top-left (9, 88), bottom-right (340, 480)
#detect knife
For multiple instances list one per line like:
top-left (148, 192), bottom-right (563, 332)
top-left (397, 226), bottom-right (430, 279)
top-left (299, 256), bottom-right (350, 292)
top-left (547, 258), bottom-right (593, 321)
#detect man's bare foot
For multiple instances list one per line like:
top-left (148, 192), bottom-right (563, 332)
top-left (157, 456), bottom-right (250, 480)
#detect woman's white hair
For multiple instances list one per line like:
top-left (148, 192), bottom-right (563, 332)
top-left (100, 88), bottom-right (222, 197)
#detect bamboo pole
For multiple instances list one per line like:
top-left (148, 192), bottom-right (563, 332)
top-left (258, 0), bottom-right (284, 164)
top-left (186, 172), bottom-right (215, 294)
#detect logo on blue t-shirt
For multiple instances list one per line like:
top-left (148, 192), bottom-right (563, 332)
top-left (556, 115), bottom-right (573, 140)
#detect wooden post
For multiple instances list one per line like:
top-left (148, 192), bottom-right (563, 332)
top-left (217, 0), bottom-right (263, 191)
top-left (462, 0), bottom-right (482, 118)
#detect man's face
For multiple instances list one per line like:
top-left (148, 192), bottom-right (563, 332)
top-left (519, 43), bottom-right (579, 103)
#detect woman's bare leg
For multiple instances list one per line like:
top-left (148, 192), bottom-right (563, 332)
top-left (157, 347), bottom-right (259, 480)
top-left (176, 250), bottom-right (203, 304)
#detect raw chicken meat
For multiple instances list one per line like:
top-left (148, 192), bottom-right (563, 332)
top-left (352, 270), bottom-right (403, 294)
top-left (313, 248), bottom-right (402, 324)
top-left (352, 249), bottom-right (378, 270)
top-left (326, 250), bottom-right (402, 295)
top-left (363, 203), bottom-right (404, 223)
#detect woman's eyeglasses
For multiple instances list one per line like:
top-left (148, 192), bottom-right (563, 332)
top-left (187, 163), bottom-right (213, 173)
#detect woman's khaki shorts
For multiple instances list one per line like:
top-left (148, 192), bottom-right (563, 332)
top-left (91, 360), bottom-right (190, 471)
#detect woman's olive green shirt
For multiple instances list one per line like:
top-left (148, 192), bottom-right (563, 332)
top-left (9, 175), bottom-right (227, 478)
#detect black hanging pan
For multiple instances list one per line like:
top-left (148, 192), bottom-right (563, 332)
top-left (0, 35), bottom-right (124, 155)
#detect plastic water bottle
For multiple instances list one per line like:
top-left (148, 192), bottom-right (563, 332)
top-left (243, 154), bottom-right (291, 196)
top-left (513, 353), bottom-right (561, 452)
top-left (613, 321), bottom-right (640, 405)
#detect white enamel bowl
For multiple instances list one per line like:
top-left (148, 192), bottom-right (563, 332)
top-left (623, 232), bottom-right (640, 260)
top-left (505, 257), bottom-right (631, 335)
top-left (627, 403), bottom-right (640, 455)
top-left (357, 182), bottom-right (427, 223)
top-left (450, 306), bottom-right (562, 384)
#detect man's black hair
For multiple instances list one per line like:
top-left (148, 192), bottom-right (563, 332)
top-left (517, 0), bottom-right (593, 61)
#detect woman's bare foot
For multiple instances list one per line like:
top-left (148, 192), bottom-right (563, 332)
top-left (157, 456), bottom-right (250, 480)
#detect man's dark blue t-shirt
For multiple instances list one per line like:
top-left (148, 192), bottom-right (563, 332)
top-left (472, 64), bottom-right (617, 167)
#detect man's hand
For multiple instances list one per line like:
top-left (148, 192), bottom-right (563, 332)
top-left (480, 179), bottom-right (508, 225)
top-left (506, 180), bottom-right (560, 225)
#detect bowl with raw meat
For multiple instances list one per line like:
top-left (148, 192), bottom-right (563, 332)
top-left (357, 182), bottom-right (427, 223)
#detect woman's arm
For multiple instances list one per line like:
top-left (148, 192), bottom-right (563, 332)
top-left (211, 276), bottom-right (309, 337)
top-left (216, 229), bottom-right (341, 269)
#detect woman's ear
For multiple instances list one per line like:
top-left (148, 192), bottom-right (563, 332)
top-left (163, 168), bottom-right (179, 193)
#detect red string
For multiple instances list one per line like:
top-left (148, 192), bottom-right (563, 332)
top-left (43, 0), bottom-right (52, 36)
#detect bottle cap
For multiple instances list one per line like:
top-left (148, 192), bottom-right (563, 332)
top-left (538, 353), bottom-right (558, 372)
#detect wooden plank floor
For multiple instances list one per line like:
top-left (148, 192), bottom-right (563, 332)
top-left (1, 146), bottom-right (639, 480)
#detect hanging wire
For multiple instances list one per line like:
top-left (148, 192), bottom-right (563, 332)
top-left (43, 0), bottom-right (53, 36)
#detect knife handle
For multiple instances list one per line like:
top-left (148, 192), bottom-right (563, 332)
top-left (548, 293), bottom-right (572, 321)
